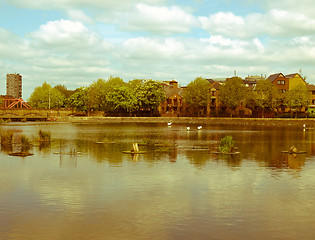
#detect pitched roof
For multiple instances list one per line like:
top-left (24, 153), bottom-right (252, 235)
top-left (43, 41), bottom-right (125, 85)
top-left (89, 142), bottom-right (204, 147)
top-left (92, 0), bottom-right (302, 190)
top-left (210, 81), bottom-right (221, 90)
top-left (267, 73), bottom-right (284, 82)
top-left (206, 79), bottom-right (215, 83)
top-left (307, 84), bottom-right (315, 91)
top-left (285, 73), bottom-right (298, 78)
top-left (164, 87), bottom-right (183, 98)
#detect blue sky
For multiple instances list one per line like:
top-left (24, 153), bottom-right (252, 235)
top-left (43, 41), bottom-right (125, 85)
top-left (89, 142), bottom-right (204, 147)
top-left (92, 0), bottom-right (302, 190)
top-left (1, 0), bottom-right (315, 99)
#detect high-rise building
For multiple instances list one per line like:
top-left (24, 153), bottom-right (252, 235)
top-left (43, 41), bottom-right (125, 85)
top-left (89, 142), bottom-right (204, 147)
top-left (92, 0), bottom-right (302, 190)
top-left (6, 73), bottom-right (22, 99)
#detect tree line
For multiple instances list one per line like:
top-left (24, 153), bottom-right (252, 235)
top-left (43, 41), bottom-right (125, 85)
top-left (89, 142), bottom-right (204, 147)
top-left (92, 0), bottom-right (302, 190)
top-left (28, 77), bottom-right (166, 116)
top-left (184, 77), bottom-right (311, 117)
top-left (28, 76), bottom-right (311, 117)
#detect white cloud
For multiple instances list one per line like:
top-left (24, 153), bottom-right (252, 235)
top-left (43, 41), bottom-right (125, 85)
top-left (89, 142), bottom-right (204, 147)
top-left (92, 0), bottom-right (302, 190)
top-left (120, 4), bottom-right (198, 34)
top-left (253, 38), bottom-right (264, 53)
top-left (200, 9), bottom-right (315, 39)
top-left (199, 12), bottom-right (246, 38)
top-left (67, 9), bottom-right (93, 24)
top-left (121, 37), bottom-right (185, 59)
top-left (29, 19), bottom-right (111, 51)
top-left (5, 0), bottom-right (165, 10)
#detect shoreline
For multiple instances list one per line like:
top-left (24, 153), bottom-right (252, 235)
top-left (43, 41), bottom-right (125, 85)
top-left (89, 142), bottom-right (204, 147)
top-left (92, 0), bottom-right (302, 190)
top-left (61, 116), bottom-right (315, 126)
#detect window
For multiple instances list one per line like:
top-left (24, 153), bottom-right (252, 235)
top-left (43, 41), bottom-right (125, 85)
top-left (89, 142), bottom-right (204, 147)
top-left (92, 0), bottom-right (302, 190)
top-left (277, 80), bottom-right (285, 85)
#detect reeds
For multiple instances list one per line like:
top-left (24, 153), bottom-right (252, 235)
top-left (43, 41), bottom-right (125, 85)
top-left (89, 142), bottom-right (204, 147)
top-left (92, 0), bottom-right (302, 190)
top-left (1, 132), bottom-right (13, 146)
top-left (39, 130), bottom-right (51, 142)
top-left (21, 135), bottom-right (32, 152)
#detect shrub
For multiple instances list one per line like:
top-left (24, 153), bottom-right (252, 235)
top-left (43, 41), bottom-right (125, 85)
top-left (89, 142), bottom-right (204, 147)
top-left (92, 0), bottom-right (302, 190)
top-left (219, 136), bottom-right (235, 153)
top-left (306, 108), bottom-right (315, 118)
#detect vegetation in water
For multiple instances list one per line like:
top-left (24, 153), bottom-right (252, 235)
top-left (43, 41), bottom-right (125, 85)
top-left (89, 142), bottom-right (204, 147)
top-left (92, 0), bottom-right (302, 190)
top-left (218, 136), bottom-right (236, 153)
top-left (39, 130), bottom-right (51, 142)
top-left (1, 132), bottom-right (13, 146)
top-left (21, 135), bottom-right (33, 152)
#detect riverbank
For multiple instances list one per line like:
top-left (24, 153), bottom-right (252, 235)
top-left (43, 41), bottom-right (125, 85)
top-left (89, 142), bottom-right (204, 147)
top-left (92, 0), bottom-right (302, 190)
top-left (62, 116), bottom-right (315, 126)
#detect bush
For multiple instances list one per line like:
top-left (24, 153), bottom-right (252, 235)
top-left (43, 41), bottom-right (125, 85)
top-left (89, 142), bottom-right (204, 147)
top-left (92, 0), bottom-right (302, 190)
top-left (306, 108), bottom-right (315, 118)
top-left (219, 136), bottom-right (235, 153)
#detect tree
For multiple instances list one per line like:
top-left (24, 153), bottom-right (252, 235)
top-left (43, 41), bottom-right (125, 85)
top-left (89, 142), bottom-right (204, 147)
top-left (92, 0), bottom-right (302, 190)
top-left (54, 85), bottom-right (75, 99)
top-left (253, 79), bottom-right (281, 117)
top-left (133, 80), bottom-right (166, 116)
top-left (284, 84), bottom-right (311, 117)
top-left (87, 76), bottom-right (125, 112)
top-left (106, 86), bottom-right (137, 115)
top-left (28, 82), bottom-right (65, 109)
top-left (182, 77), bottom-right (210, 116)
top-left (219, 77), bottom-right (246, 117)
top-left (68, 87), bottom-right (89, 112)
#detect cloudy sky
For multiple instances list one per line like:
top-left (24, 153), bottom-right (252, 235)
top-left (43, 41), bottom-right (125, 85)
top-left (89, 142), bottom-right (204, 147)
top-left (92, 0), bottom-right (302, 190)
top-left (1, 0), bottom-right (315, 99)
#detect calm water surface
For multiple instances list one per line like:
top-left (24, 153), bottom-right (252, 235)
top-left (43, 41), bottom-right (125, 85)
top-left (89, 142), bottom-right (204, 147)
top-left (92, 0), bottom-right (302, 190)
top-left (1, 122), bottom-right (315, 240)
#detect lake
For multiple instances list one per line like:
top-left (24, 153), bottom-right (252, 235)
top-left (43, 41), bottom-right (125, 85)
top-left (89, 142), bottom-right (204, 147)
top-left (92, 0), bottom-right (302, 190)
top-left (1, 122), bottom-right (315, 240)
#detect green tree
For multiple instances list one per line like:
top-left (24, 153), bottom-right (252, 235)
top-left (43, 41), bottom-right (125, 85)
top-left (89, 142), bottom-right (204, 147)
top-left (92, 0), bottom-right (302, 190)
top-left (284, 84), bottom-right (311, 117)
top-left (133, 80), bottom-right (166, 116)
top-left (253, 79), bottom-right (280, 117)
top-left (182, 77), bottom-right (210, 116)
top-left (87, 76), bottom-right (125, 112)
top-left (28, 82), bottom-right (65, 109)
top-left (219, 77), bottom-right (246, 117)
top-left (54, 85), bottom-right (75, 98)
top-left (68, 87), bottom-right (89, 112)
top-left (106, 86), bottom-right (137, 115)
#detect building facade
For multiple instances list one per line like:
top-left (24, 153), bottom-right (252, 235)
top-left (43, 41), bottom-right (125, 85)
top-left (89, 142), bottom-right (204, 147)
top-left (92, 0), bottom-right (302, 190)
top-left (6, 73), bottom-right (22, 99)
top-left (159, 80), bottom-right (185, 117)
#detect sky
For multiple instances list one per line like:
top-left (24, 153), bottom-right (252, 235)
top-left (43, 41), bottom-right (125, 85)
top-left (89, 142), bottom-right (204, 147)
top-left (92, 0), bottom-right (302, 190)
top-left (1, 0), bottom-right (315, 99)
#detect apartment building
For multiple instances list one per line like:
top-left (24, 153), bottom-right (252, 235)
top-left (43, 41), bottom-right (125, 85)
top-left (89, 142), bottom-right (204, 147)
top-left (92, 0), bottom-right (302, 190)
top-left (6, 73), bottom-right (22, 99)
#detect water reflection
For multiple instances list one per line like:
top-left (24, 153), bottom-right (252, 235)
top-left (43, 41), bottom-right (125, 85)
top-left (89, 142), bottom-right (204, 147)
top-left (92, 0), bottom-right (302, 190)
top-left (1, 123), bottom-right (314, 173)
top-left (1, 123), bottom-right (315, 240)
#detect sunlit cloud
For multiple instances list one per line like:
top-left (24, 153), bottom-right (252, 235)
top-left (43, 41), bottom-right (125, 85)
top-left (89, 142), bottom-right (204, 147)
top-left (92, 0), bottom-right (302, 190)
top-left (120, 4), bottom-right (198, 34)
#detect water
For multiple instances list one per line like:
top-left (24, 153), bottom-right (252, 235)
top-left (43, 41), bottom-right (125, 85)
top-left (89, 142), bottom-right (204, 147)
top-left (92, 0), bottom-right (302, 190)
top-left (1, 122), bottom-right (315, 240)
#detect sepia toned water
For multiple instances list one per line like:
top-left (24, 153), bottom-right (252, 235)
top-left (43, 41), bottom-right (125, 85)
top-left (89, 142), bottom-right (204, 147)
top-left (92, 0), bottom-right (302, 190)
top-left (1, 122), bottom-right (315, 240)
